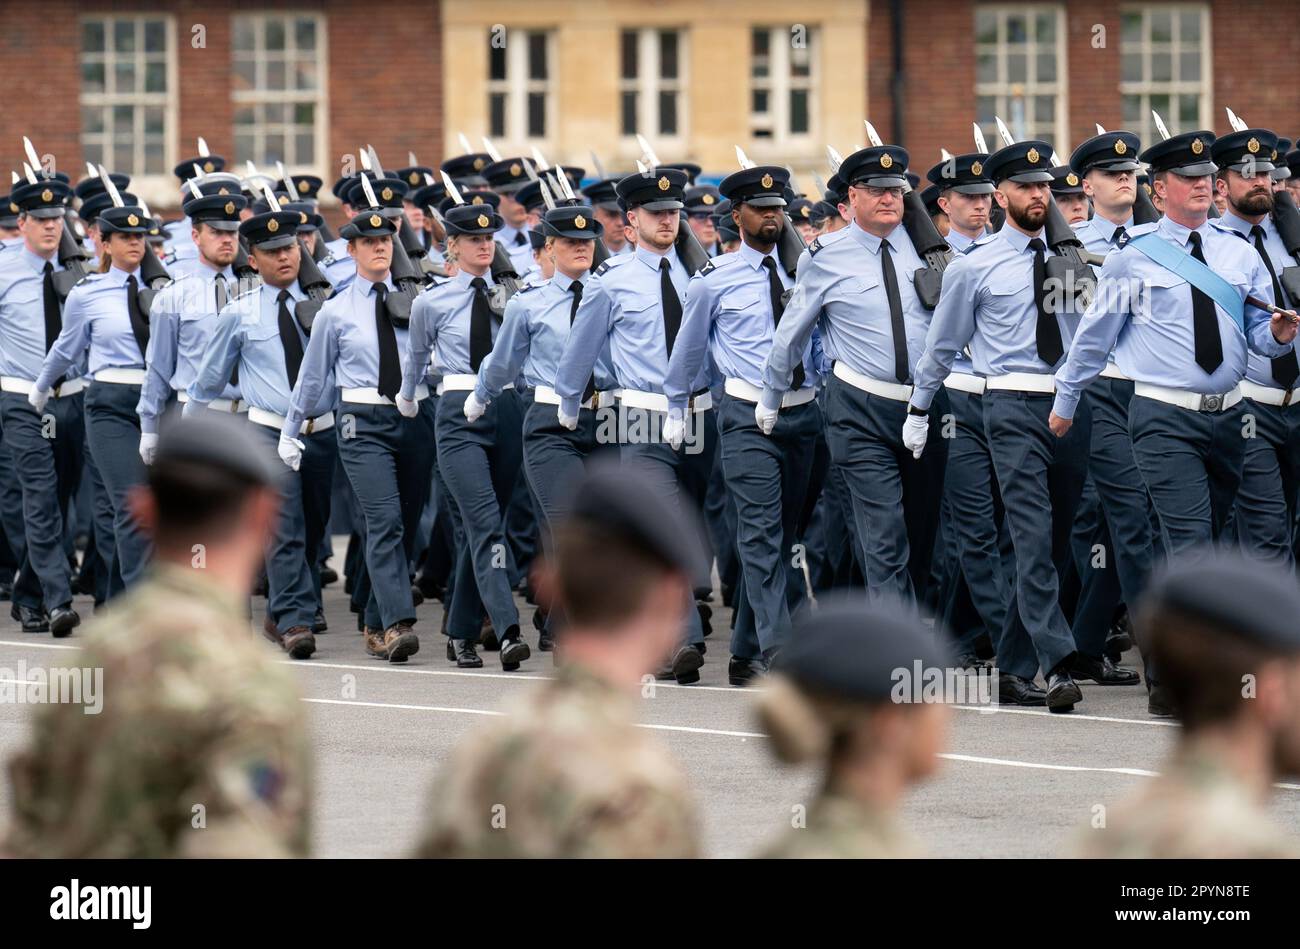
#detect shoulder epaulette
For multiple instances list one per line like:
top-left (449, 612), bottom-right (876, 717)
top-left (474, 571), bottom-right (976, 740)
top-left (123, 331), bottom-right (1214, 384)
top-left (594, 261), bottom-right (613, 276)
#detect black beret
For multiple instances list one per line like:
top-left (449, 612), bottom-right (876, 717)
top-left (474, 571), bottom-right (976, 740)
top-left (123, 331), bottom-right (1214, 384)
top-left (154, 412), bottom-right (282, 488)
top-left (565, 461), bottom-right (709, 580)
top-left (773, 593), bottom-right (954, 703)
top-left (1141, 547), bottom-right (1300, 653)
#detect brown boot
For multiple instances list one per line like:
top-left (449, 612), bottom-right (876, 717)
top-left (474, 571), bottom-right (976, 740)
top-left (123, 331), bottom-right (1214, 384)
top-left (262, 617), bottom-right (282, 648)
top-left (281, 625), bottom-right (316, 660)
top-left (384, 623), bottom-right (420, 663)
top-left (364, 626), bottom-right (389, 658)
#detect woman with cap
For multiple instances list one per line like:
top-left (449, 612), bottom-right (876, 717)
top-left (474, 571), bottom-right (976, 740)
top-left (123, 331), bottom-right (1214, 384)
top-left (755, 594), bottom-right (952, 858)
top-left (464, 205), bottom-right (616, 651)
top-left (398, 203), bottom-right (531, 672)
top-left (31, 204), bottom-right (158, 594)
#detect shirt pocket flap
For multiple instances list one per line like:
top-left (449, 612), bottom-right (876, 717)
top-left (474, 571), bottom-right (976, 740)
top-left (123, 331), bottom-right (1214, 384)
top-left (719, 288), bottom-right (763, 311)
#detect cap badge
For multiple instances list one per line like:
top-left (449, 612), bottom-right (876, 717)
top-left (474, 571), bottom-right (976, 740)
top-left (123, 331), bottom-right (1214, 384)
top-left (702, 193), bottom-right (715, 205)
top-left (970, 160), bottom-right (983, 176)
top-left (409, 172), bottom-right (420, 185)
top-left (1247, 137), bottom-right (1260, 154)
top-left (267, 218), bottom-right (279, 232)
top-left (126, 213), bottom-right (139, 227)
top-left (203, 161), bottom-right (214, 173)
top-left (1114, 140), bottom-right (1127, 155)
top-left (1026, 147), bottom-right (1040, 164)
top-left (298, 180), bottom-right (310, 193)
top-left (476, 214), bottom-right (490, 228)
top-left (510, 163), bottom-right (522, 177)
top-left (224, 201), bottom-right (235, 215)
top-left (1191, 138), bottom-right (1204, 155)
top-left (657, 176), bottom-right (670, 191)
top-left (800, 205), bottom-right (810, 217)
top-left (1271, 149), bottom-right (1278, 161)
top-left (574, 214), bottom-right (586, 229)
top-left (41, 189), bottom-right (53, 202)
top-left (369, 214), bottom-right (382, 227)
top-left (761, 173), bottom-right (774, 188)
top-left (1066, 173), bottom-right (1079, 186)
top-left (471, 195), bottom-right (484, 205)
top-left (299, 211), bottom-right (308, 223)
top-left (381, 187), bottom-right (393, 201)
top-left (880, 154), bottom-right (893, 169)
top-left (473, 158), bottom-right (485, 171)
top-left (218, 187), bottom-right (229, 195)
top-left (8, 203), bottom-right (17, 213)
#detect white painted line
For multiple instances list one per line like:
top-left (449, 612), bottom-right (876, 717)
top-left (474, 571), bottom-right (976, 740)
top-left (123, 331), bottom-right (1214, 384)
top-left (940, 753), bottom-right (1158, 777)
top-left (951, 704), bottom-right (1179, 728)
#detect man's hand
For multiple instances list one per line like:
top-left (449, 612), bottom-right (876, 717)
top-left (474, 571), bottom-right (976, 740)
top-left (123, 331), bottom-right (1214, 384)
top-left (662, 414), bottom-right (686, 451)
top-left (138, 432), bottom-right (158, 466)
top-left (901, 412), bottom-right (929, 459)
top-left (277, 432), bottom-right (305, 471)
top-left (755, 403), bottom-right (778, 436)
top-left (1048, 412), bottom-right (1073, 438)
top-left (27, 387), bottom-right (50, 414)
top-left (395, 394), bottom-right (419, 418)
top-left (462, 391), bottom-right (486, 423)
top-left (557, 407), bottom-right (578, 431)
top-left (1270, 308), bottom-right (1300, 346)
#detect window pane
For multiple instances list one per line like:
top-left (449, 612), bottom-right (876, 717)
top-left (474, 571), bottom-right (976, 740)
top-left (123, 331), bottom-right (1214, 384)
top-left (1006, 52), bottom-right (1026, 83)
top-left (144, 61), bottom-right (166, 93)
top-left (295, 18), bottom-right (317, 51)
top-left (233, 17), bottom-right (255, 52)
top-left (82, 61), bottom-right (106, 94)
top-left (1150, 10), bottom-right (1172, 43)
top-left (114, 20), bottom-right (135, 53)
top-left (266, 18), bottom-right (286, 51)
top-left (660, 30), bottom-right (678, 79)
top-left (82, 106), bottom-right (105, 135)
top-left (144, 142), bottom-right (164, 175)
top-left (265, 102), bottom-right (285, 124)
top-left (264, 134), bottom-right (285, 162)
top-left (1149, 93), bottom-right (1170, 122)
top-left (1179, 10), bottom-right (1202, 41)
top-left (113, 143), bottom-right (133, 173)
top-left (791, 43), bottom-right (811, 77)
top-left (83, 20), bottom-right (105, 53)
top-left (528, 32), bottom-right (547, 80)
top-left (1006, 15), bottom-right (1027, 44)
top-left (1121, 11), bottom-right (1142, 44)
top-left (621, 91), bottom-right (637, 136)
top-left (1035, 52), bottom-right (1056, 83)
top-left (294, 102), bottom-right (314, 125)
top-left (527, 92), bottom-right (546, 137)
top-left (621, 30), bottom-right (637, 80)
top-left (1150, 51), bottom-right (1171, 83)
top-left (977, 52), bottom-right (997, 84)
top-left (233, 106), bottom-right (256, 127)
top-left (489, 93), bottom-right (506, 137)
top-left (1178, 94), bottom-right (1199, 126)
top-left (266, 59), bottom-right (286, 90)
top-left (144, 106), bottom-right (164, 135)
top-left (790, 89), bottom-right (809, 134)
top-left (1034, 95), bottom-right (1054, 124)
top-left (752, 89), bottom-right (768, 114)
top-left (234, 132), bottom-right (256, 160)
top-left (144, 19), bottom-right (165, 52)
top-left (1035, 11), bottom-right (1055, 42)
top-left (489, 40), bottom-right (506, 81)
top-left (295, 60), bottom-right (318, 91)
top-left (659, 91), bottom-right (677, 136)
top-left (295, 133), bottom-right (314, 164)
top-left (1121, 52), bottom-right (1142, 83)
top-left (752, 27), bottom-right (769, 57)
top-left (114, 61), bottom-right (136, 94)
top-left (976, 96), bottom-right (997, 127)
top-left (1178, 50), bottom-right (1201, 81)
top-left (1121, 94), bottom-right (1141, 126)
top-left (233, 58), bottom-right (256, 92)
top-left (975, 10), bottom-right (997, 44)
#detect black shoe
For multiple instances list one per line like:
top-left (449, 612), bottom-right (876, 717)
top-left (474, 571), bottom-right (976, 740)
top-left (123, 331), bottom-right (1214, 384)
top-left (1045, 670), bottom-right (1082, 713)
top-left (500, 627), bottom-right (530, 671)
top-left (453, 638), bottom-right (483, 668)
top-left (538, 632), bottom-right (554, 652)
top-left (531, 606), bottom-right (547, 632)
top-left (697, 602), bottom-right (712, 638)
top-left (997, 673), bottom-right (1047, 706)
top-left (446, 637), bottom-right (456, 662)
top-left (69, 572), bottom-right (93, 597)
top-left (1148, 685), bottom-right (1175, 718)
top-left (728, 656), bottom-right (767, 687)
top-left (48, 605), bottom-right (79, 638)
top-left (312, 608), bottom-right (328, 634)
top-left (955, 653), bottom-right (992, 671)
top-left (11, 603), bottom-right (47, 633)
top-left (480, 621), bottom-right (499, 651)
top-left (670, 644), bottom-right (704, 685)
top-left (1070, 653), bottom-right (1140, 685)
top-left (320, 566), bottom-right (338, 586)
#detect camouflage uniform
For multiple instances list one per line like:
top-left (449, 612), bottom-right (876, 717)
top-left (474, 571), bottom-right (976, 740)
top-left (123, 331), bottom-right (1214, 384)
top-left (1073, 748), bottom-right (1298, 859)
top-left (5, 564), bottom-right (311, 858)
top-left (758, 791), bottom-right (923, 858)
top-left (414, 662), bottom-right (700, 858)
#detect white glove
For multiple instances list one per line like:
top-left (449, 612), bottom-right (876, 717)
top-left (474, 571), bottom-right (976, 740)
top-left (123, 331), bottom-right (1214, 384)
top-left (902, 412), bottom-right (929, 459)
top-left (139, 432), bottom-right (158, 466)
top-left (557, 406), bottom-right (578, 431)
top-left (662, 414), bottom-right (686, 451)
top-left (755, 402), bottom-right (779, 436)
top-left (27, 387), bottom-right (50, 414)
top-left (462, 391), bottom-right (486, 423)
top-left (277, 432), bottom-right (305, 471)
top-left (395, 394), bottom-right (418, 419)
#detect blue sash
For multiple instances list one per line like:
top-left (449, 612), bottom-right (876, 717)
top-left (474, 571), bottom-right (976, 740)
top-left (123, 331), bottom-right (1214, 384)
top-left (1127, 233), bottom-right (1245, 333)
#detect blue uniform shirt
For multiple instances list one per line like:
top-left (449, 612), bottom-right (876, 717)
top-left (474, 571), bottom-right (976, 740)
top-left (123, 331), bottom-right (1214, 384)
top-left (402, 268), bottom-right (503, 401)
top-left (1074, 214), bottom-right (1135, 257)
top-left (1052, 215), bottom-right (1287, 419)
top-left (0, 248), bottom-right (85, 382)
top-left (473, 269), bottom-right (615, 404)
top-left (667, 240), bottom-right (816, 417)
top-left (945, 227), bottom-right (982, 254)
top-left (554, 243), bottom-right (707, 417)
top-left (137, 260), bottom-right (239, 434)
top-left (498, 224), bottom-right (538, 281)
top-left (1213, 208), bottom-right (1297, 389)
top-left (911, 224), bottom-right (1074, 412)
top-left (283, 273), bottom-right (404, 437)
top-left (321, 237), bottom-right (356, 293)
top-left (186, 281), bottom-right (335, 419)
top-left (764, 220), bottom-right (929, 410)
top-left (35, 264), bottom-right (146, 392)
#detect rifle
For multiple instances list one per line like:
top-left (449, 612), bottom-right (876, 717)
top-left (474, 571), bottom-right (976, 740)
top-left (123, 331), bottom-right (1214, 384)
top-left (1271, 189), bottom-right (1300, 305)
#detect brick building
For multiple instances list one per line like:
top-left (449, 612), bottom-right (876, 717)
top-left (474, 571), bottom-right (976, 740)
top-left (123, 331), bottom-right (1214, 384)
top-left (2, 1), bottom-right (1296, 216)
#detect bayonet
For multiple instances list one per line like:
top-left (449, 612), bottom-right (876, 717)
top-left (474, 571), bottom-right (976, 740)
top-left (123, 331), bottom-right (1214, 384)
top-left (734, 145), bottom-right (755, 170)
top-left (261, 182), bottom-right (282, 214)
top-left (1226, 107), bottom-right (1247, 132)
top-left (197, 136), bottom-right (210, 157)
top-left (367, 145), bottom-right (385, 178)
top-left (457, 132), bottom-right (474, 155)
top-left (973, 123), bottom-right (989, 154)
top-left (940, 148), bottom-right (954, 162)
top-left (481, 137), bottom-right (503, 162)
top-left (1152, 111), bottom-right (1171, 141)
top-left (440, 171), bottom-right (465, 206)
top-left (358, 148), bottom-right (372, 172)
top-left (538, 176), bottom-right (557, 212)
top-left (994, 116), bottom-right (1015, 147)
top-left (408, 151), bottom-right (419, 168)
top-left (21, 163), bottom-right (37, 185)
top-left (22, 137), bottom-right (44, 179)
top-left (359, 174), bottom-right (380, 209)
top-left (635, 134), bottom-right (661, 167)
top-left (531, 146), bottom-right (550, 170)
top-left (1096, 123), bottom-right (1107, 135)
top-left (864, 120), bottom-right (884, 147)
top-left (589, 150), bottom-right (607, 180)
top-left (826, 145), bottom-right (844, 172)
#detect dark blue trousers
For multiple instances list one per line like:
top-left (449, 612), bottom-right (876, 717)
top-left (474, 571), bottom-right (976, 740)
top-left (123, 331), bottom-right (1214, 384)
top-left (1234, 398), bottom-right (1300, 565)
top-left (718, 393), bottom-right (819, 658)
top-left (984, 391), bottom-right (1090, 680)
top-left (84, 381), bottom-right (151, 590)
top-left (436, 388), bottom-right (523, 641)
top-left (823, 376), bottom-right (949, 605)
top-left (0, 391), bottom-right (84, 612)
top-left (336, 401), bottom-right (435, 630)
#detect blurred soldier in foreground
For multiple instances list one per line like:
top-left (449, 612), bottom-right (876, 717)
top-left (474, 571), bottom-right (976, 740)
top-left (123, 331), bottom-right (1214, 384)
top-left (4, 414), bottom-right (311, 858)
top-left (1074, 548), bottom-right (1300, 858)
top-left (414, 464), bottom-right (706, 858)
top-left (756, 594), bottom-right (952, 858)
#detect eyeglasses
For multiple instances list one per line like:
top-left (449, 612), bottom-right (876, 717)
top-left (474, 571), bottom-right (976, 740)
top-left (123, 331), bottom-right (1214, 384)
top-left (852, 184), bottom-right (904, 199)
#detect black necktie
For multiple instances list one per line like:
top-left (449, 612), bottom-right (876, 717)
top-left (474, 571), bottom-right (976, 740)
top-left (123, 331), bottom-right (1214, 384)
top-left (126, 274), bottom-right (149, 360)
top-left (569, 280), bottom-right (597, 403)
top-left (217, 274), bottom-right (238, 386)
top-left (879, 240), bottom-right (910, 383)
top-left (1112, 225), bottom-right (1129, 248)
top-left (373, 283), bottom-right (401, 401)
top-left (761, 256), bottom-right (804, 389)
top-left (1028, 238), bottom-right (1064, 366)
top-left (469, 276), bottom-right (494, 371)
top-left (277, 289), bottom-right (305, 389)
top-left (1251, 225), bottom-right (1298, 388)
top-left (42, 261), bottom-right (66, 388)
top-left (660, 258), bottom-right (683, 358)
top-left (1187, 231), bottom-right (1224, 374)
top-left (514, 231), bottom-right (527, 247)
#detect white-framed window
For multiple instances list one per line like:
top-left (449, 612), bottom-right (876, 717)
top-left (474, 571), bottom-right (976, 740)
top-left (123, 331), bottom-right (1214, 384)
top-left (974, 5), bottom-right (1067, 149)
top-left (232, 12), bottom-right (327, 171)
top-left (487, 29), bottom-right (554, 144)
top-left (1120, 5), bottom-right (1212, 142)
top-left (619, 28), bottom-right (687, 141)
top-left (750, 25), bottom-right (818, 143)
top-left (79, 15), bottom-right (175, 180)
